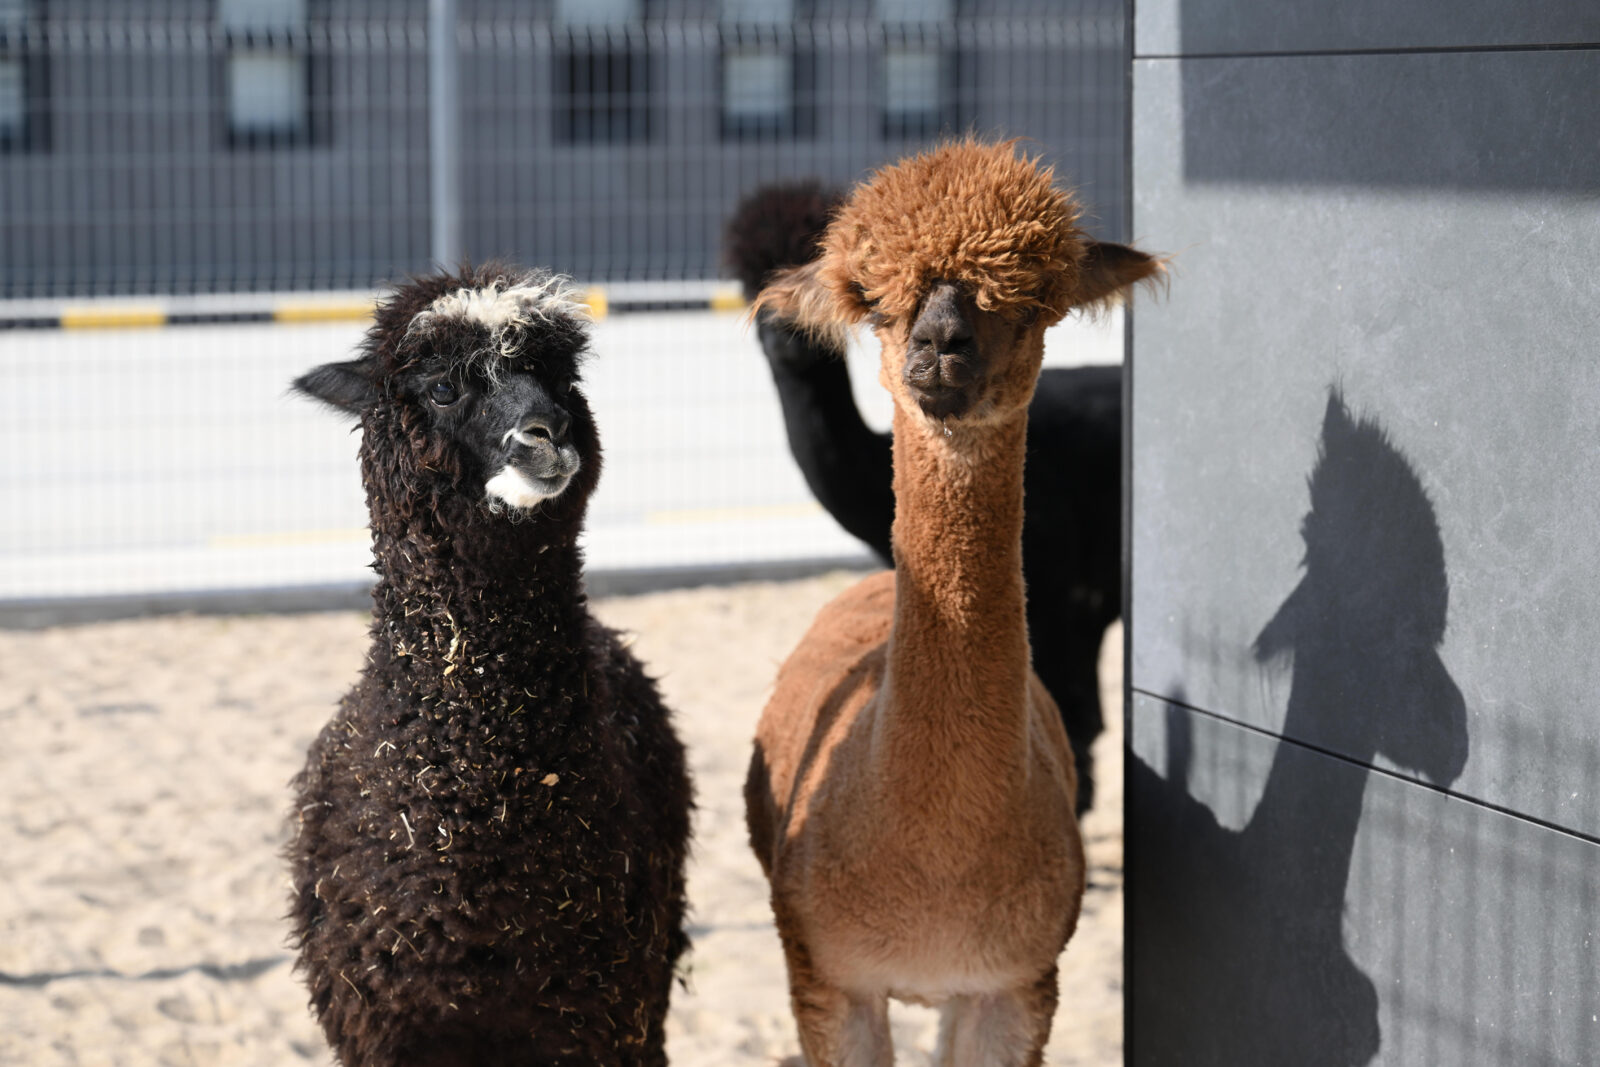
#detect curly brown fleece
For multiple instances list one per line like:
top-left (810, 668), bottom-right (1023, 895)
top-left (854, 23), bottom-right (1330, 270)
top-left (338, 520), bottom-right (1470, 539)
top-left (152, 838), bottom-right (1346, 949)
top-left (815, 138), bottom-right (1088, 327)
top-left (743, 139), bottom-right (1165, 1064)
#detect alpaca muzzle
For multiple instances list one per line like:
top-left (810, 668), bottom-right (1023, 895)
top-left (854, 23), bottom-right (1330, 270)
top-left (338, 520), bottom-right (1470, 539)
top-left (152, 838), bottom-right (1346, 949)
top-left (488, 412), bottom-right (581, 508)
top-left (905, 282), bottom-right (983, 419)
top-left (905, 351), bottom-right (979, 419)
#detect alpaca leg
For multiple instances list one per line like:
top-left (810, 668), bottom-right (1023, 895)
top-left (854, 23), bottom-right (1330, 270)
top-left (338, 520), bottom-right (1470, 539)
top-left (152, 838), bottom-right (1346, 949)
top-left (932, 969), bottom-right (1058, 1067)
top-left (777, 929), bottom-right (891, 1066)
top-left (790, 981), bottom-right (891, 1067)
top-left (1039, 626), bottom-right (1107, 815)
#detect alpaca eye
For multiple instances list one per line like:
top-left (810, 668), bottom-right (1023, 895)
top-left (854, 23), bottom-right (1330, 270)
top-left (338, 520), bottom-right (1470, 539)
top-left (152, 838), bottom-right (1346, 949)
top-left (428, 380), bottom-right (458, 407)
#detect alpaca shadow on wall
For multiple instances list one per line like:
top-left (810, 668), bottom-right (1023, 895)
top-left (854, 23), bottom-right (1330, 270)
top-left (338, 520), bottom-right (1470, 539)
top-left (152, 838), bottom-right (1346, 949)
top-left (1130, 390), bottom-right (1469, 1066)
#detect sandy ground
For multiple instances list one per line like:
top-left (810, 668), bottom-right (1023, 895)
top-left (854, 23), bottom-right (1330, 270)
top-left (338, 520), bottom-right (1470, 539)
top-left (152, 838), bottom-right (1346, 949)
top-left (0, 572), bottom-right (1122, 1066)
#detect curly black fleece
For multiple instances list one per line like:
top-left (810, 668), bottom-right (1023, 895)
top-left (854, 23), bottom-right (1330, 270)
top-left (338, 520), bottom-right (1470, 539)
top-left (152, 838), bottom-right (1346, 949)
top-left (287, 266), bottom-right (692, 1067)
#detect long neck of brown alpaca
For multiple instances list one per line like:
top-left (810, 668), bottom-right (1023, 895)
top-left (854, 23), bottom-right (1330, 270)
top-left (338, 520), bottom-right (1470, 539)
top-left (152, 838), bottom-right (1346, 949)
top-left (879, 401), bottom-right (1033, 802)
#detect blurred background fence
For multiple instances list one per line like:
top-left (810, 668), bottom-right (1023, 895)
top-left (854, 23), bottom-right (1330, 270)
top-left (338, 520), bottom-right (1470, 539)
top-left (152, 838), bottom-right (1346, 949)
top-left (0, 0), bottom-right (1127, 616)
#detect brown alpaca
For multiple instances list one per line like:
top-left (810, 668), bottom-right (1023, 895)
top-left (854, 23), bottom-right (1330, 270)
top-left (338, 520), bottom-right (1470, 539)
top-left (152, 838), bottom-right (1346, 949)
top-left (744, 140), bottom-right (1162, 1066)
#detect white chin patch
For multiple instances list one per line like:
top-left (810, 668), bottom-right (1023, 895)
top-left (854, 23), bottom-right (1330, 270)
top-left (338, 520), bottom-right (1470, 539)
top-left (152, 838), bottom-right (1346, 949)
top-left (485, 466), bottom-right (563, 509)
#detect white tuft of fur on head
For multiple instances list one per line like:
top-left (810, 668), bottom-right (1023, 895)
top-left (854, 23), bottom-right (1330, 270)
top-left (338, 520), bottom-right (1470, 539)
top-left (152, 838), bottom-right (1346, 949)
top-left (406, 274), bottom-right (589, 380)
top-left (425, 275), bottom-right (588, 337)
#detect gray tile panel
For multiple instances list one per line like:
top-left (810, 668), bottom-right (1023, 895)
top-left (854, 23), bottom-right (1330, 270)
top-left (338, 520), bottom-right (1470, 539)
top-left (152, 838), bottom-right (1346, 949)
top-left (1135, 0), bottom-right (1600, 57)
top-left (1174, 51), bottom-right (1600, 191)
top-left (1128, 693), bottom-right (1600, 1067)
top-left (1130, 54), bottom-right (1600, 836)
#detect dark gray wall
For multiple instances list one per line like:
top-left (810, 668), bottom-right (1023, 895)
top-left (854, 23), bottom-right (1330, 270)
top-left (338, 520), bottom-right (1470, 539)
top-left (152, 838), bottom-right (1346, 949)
top-left (1128, 1), bottom-right (1600, 1063)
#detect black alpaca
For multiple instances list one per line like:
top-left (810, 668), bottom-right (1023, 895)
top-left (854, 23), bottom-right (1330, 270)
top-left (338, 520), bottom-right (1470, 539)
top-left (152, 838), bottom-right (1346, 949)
top-left (287, 265), bottom-right (692, 1067)
top-left (725, 181), bottom-right (1121, 814)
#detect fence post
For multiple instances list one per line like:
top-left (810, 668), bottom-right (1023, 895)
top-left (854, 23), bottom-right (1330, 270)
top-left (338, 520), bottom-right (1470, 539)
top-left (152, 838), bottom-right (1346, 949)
top-left (429, 0), bottom-right (462, 270)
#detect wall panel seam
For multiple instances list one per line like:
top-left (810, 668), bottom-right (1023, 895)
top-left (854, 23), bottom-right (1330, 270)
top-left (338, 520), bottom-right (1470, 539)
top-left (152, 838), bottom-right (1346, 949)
top-left (1134, 42), bottom-right (1600, 61)
top-left (1133, 686), bottom-right (1600, 848)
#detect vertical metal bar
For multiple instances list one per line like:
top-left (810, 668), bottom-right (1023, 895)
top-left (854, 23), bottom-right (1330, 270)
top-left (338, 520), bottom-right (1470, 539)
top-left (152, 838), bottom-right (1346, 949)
top-left (429, 0), bottom-right (461, 269)
top-left (1121, 0), bottom-right (1138, 1049)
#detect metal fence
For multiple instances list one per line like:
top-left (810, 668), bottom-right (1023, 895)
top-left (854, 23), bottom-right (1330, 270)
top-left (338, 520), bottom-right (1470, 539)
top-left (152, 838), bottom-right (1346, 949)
top-left (1, 0), bottom-right (1126, 297)
top-left (0, 0), bottom-right (1127, 612)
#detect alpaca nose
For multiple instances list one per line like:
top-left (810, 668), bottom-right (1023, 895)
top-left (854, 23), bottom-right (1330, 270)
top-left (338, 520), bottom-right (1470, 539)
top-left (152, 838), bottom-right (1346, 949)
top-left (906, 284), bottom-right (980, 418)
top-left (509, 410), bottom-right (570, 448)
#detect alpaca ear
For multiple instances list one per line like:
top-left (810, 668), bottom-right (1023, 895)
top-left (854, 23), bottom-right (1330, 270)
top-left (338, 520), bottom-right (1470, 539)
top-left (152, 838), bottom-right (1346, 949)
top-left (293, 358), bottom-right (378, 416)
top-left (750, 259), bottom-right (858, 350)
top-left (1076, 241), bottom-right (1166, 311)
top-left (1253, 577), bottom-right (1308, 664)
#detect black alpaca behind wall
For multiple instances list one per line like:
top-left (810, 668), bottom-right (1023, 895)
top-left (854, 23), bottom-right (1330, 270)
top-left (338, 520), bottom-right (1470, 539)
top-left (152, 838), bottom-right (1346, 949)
top-left (725, 182), bottom-right (1122, 814)
top-left (287, 265), bottom-right (692, 1067)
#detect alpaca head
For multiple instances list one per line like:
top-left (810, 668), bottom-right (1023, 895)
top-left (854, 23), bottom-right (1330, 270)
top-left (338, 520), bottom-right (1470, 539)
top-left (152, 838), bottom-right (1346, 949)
top-left (755, 139), bottom-right (1162, 425)
top-left (293, 264), bottom-right (601, 523)
top-left (724, 179), bottom-right (842, 301)
top-left (1255, 391), bottom-right (1467, 786)
top-left (726, 180), bottom-right (848, 374)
